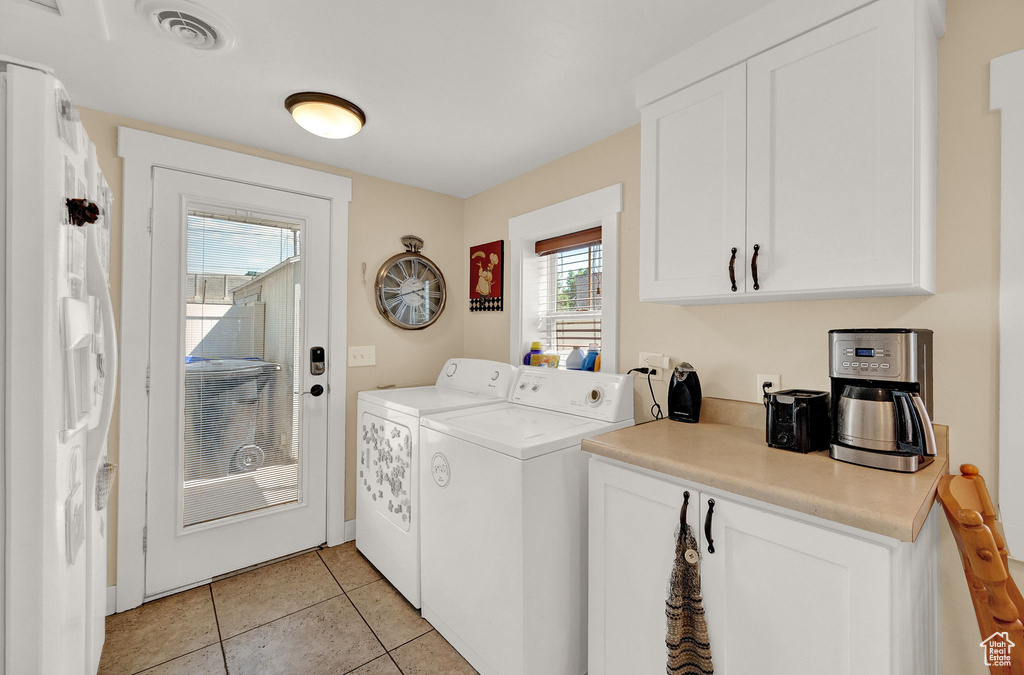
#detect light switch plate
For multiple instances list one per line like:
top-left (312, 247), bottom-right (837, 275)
top-left (348, 346), bottom-right (376, 367)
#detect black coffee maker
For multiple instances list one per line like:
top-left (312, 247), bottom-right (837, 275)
top-left (668, 363), bottom-right (701, 423)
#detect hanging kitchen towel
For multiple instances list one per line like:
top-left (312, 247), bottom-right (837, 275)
top-left (666, 518), bottom-right (714, 674)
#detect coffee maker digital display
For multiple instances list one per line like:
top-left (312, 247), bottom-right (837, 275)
top-left (828, 329), bottom-right (937, 473)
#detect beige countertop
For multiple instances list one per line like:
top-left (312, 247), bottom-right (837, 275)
top-left (582, 411), bottom-right (948, 543)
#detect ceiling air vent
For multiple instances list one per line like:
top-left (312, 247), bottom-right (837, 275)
top-left (136, 0), bottom-right (236, 52)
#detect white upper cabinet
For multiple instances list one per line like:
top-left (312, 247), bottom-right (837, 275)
top-left (640, 64), bottom-right (747, 301)
top-left (638, 0), bottom-right (943, 305)
top-left (746, 0), bottom-right (918, 295)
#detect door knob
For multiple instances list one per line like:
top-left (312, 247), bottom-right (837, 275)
top-left (306, 384), bottom-right (324, 397)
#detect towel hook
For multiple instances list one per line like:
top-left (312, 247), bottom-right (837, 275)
top-left (680, 491), bottom-right (690, 529)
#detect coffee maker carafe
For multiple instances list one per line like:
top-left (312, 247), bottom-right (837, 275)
top-left (828, 329), bottom-right (937, 472)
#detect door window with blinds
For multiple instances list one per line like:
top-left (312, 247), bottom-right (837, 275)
top-left (182, 208), bottom-right (303, 527)
top-left (534, 227), bottom-right (602, 365)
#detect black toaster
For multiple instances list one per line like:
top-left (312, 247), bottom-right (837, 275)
top-left (765, 389), bottom-right (830, 453)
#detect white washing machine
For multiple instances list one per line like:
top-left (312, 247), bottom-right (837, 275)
top-left (356, 358), bottom-right (517, 607)
top-left (419, 367), bottom-right (634, 675)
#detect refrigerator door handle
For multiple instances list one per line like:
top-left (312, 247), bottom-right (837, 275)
top-left (86, 223), bottom-right (118, 452)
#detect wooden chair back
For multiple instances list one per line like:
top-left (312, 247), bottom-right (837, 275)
top-left (937, 464), bottom-right (1024, 674)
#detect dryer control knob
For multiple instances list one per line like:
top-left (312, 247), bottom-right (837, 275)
top-left (446, 362), bottom-right (458, 378)
top-left (491, 370), bottom-right (500, 381)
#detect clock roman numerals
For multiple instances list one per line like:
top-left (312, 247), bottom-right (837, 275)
top-left (375, 251), bottom-right (446, 329)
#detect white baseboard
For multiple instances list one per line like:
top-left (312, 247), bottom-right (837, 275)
top-left (344, 518), bottom-right (356, 543)
top-left (106, 586), bottom-right (116, 616)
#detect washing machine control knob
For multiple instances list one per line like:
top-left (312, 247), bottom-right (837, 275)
top-left (445, 362), bottom-right (458, 378)
top-left (491, 370), bottom-right (500, 381)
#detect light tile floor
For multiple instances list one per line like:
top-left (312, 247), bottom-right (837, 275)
top-left (99, 543), bottom-right (478, 675)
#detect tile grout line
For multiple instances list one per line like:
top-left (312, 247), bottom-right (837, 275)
top-left (317, 550), bottom-right (396, 674)
top-left (314, 549), bottom-right (445, 672)
top-left (386, 627), bottom-right (435, 654)
top-left (388, 651), bottom-right (407, 675)
top-left (216, 592), bottom-right (344, 642)
top-left (207, 583), bottom-right (230, 674)
top-left (339, 591), bottom-right (392, 675)
top-left (127, 641), bottom-right (223, 675)
top-left (121, 586), bottom-right (224, 675)
top-left (212, 550), bottom-right (344, 642)
top-left (316, 546), bottom-right (387, 594)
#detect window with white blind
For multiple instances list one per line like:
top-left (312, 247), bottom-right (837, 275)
top-left (509, 184), bottom-right (622, 372)
top-left (182, 210), bottom-right (303, 526)
top-left (536, 236), bottom-right (602, 365)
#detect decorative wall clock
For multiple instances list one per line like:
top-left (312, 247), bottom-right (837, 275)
top-left (375, 236), bottom-right (447, 330)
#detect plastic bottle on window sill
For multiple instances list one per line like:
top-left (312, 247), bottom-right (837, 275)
top-left (566, 347), bottom-right (585, 370)
top-left (523, 341), bottom-right (543, 366)
top-left (582, 343), bottom-right (600, 372)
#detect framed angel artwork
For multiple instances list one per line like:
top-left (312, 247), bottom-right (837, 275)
top-left (469, 240), bottom-right (504, 311)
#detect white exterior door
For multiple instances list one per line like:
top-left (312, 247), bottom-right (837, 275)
top-left (745, 0), bottom-right (915, 295)
top-left (699, 494), bottom-right (892, 675)
top-left (145, 168), bottom-right (331, 595)
top-left (639, 64), bottom-right (747, 302)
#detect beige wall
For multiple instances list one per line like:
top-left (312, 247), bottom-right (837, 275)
top-left (79, 110), bottom-right (466, 586)
top-left (461, 1), bottom-right (1023, 672)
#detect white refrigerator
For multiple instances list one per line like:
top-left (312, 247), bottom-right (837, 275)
top-left (1, 57), bottom-right (118, 674)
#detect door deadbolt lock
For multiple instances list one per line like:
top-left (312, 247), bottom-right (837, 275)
top-left (310, 346), bottom-right (325, 376)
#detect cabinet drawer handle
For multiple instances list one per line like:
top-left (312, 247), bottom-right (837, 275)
top-left (751, 244), bottom-right (760, 290)
top-left (728, 248), bottom-right (738, 292)
top-left (680, 491), bottom-right (690, 529)
top-left (704, 498), bottom-right (716, 554)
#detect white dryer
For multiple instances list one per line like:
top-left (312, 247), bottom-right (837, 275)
top-left (419, 367), bottom-right (634, 675)
top-left (356, 358), bottom-right (517, 607)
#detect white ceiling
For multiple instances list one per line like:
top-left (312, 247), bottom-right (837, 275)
top-left (0, 0), bottom-right (773, 197)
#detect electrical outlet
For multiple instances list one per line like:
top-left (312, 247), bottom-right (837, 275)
top-left (757, 373), bottom-right (782, 400)
top-left (639, 352), bottom-right (669, 381)
top-left (348, 346), bottom-right (376, 367)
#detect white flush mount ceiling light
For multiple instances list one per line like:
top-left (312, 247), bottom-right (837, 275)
top-left (285, 92), bottom-right (366, 139)
top-left (135, 0), bottom-right (236, 52)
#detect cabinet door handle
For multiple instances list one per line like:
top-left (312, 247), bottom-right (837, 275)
top-left (704, 498), bottom-right (716, 554)
top-left (728, 248), bottom-right (738, 292)
top-left (751, 244), bottom-right (760, 290)
top-left (680, 491), bottom-right (690, 529)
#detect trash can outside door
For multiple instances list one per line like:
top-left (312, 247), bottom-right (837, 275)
top-left (184, 358), bottom-right (280, 480)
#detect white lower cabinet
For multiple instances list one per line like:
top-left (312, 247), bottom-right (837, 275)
top-left (588, 457), bottom-right (940, 674)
